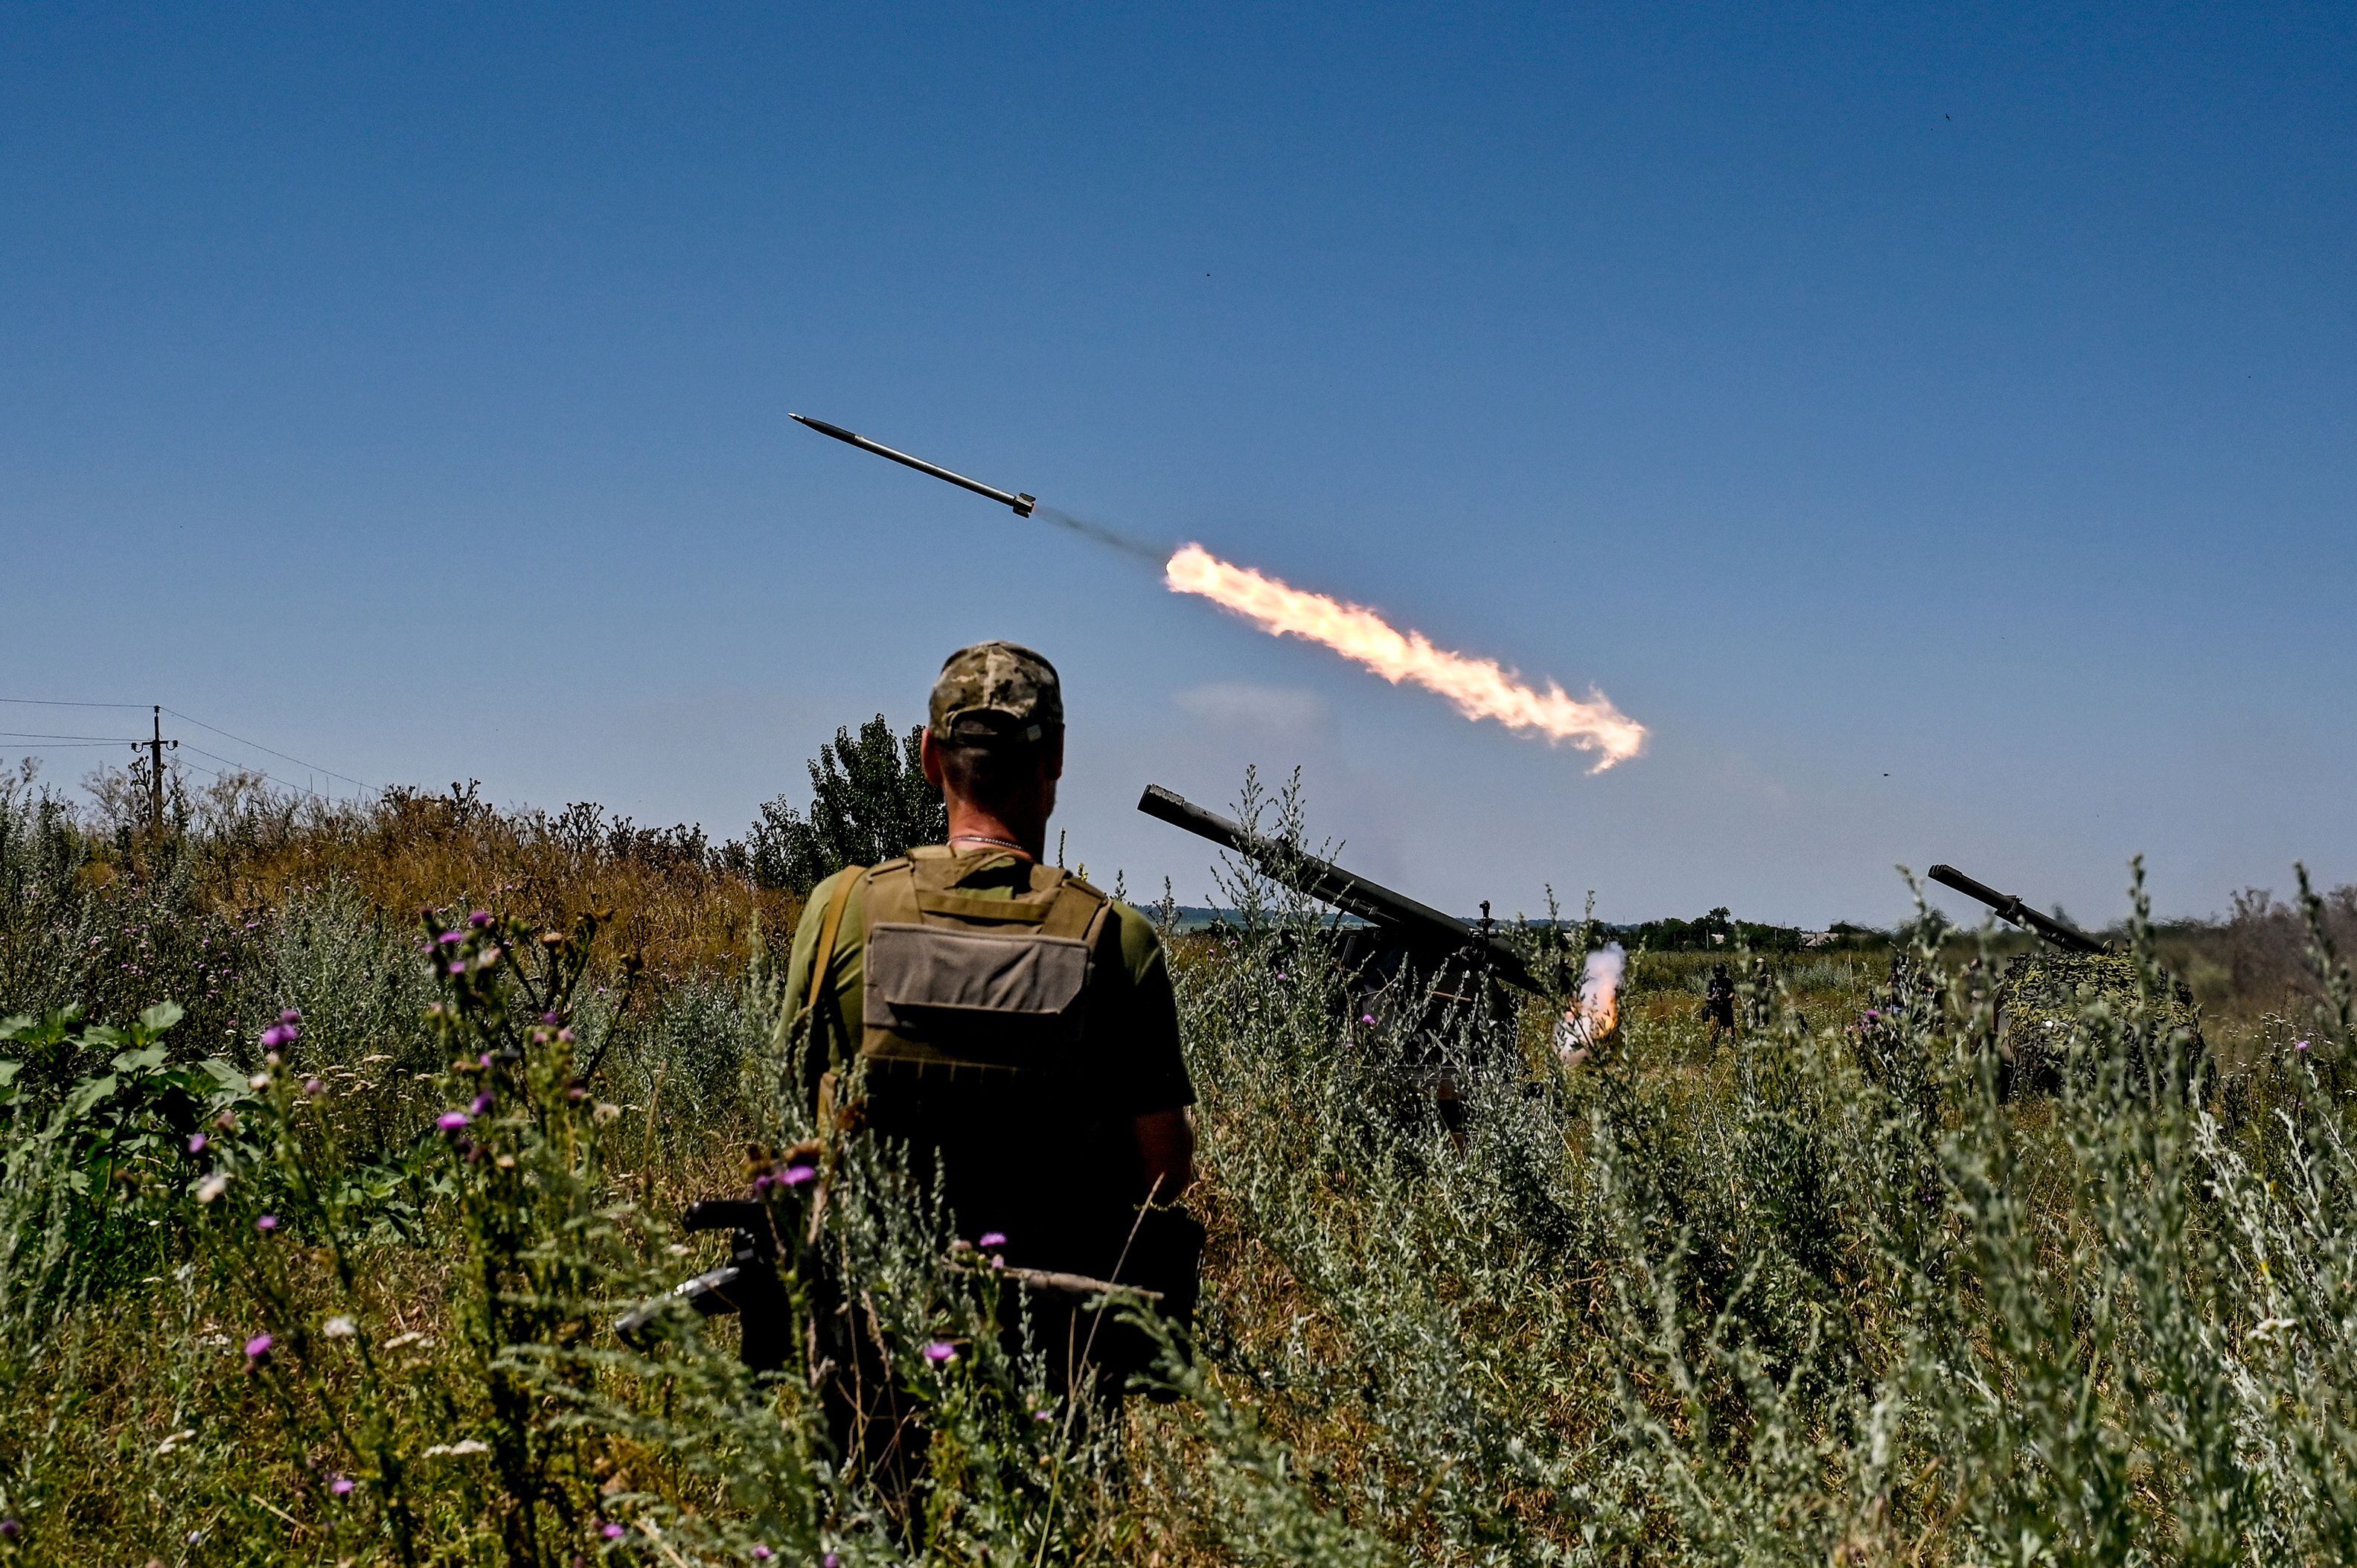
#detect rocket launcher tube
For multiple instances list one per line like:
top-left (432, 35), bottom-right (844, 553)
top-left (1138, 784), bottom-right (1543, 994)
top-left (1927, 863), bottom-right (2109, 955)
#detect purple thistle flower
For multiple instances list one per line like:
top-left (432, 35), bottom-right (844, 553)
top-left (0, 1518), bottom-right (18, 1541)
top-left (977, 1231), bottom-right (1007, 1249)
top-left (438, 1111), bottom-right (470, 1133)
top-left (781, 1163), bottom-right (816, 1187)
top-left (437, 930), bottom-right (463, 947)
top-left (304, 1078), bottom-right (326, 1098)
top-left (752, 1173), bottom-right (774, 1194)
top-left (187, 1133), bottom-right (208, 1154)
top-left (479, 1052), bottom-right (494, 1068)
top-left (602, 1522), bottom-right (625, 1540)
top-left (822, 1555), bottom-right (839, 1568)
top-left (469, 910), bottom-right (493, 928)
top-left (330, 1474), bottom-right (354, 1497)
top-left (470, 1092), bottom-right (494, 1116)
top-left (543, 1011), bottom-right (561, 1025)
top-left (1360, 1014), bottom-right (1376, 1026)
top-left (924, 1340), bottom-right (957, 1365)
top-left (280, 1007), bottom-right (302, 1025)
top-left (244, 1334), bottom-right (273, 1363)
top-left (2297, 1039), bottom-right (2312, 1052)
top-left (260, 1023), bottom-right (295, 1050)
top-left (447, 961), bottom-right (466, 976)
top-left (255, 1215), bottom-right (279, 1234)
top-left (752, 1549), bottom-right (773, 1563)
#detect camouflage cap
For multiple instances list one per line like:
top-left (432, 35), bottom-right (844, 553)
top-left (930, 642), bottom-right (1064, 748)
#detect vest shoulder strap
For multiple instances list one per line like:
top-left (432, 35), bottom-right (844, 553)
top-left (805, 865), bottom-right (866, 1022)
top-left (1037, 875), bottom-right (1113, 941)
top-left (861, 857), bottom-right (924, 928)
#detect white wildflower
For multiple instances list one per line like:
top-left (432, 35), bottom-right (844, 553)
top-left (196, 1174), bottom-right (229, 1203)
top-left (322, 1316), bottom-right (356, 1339)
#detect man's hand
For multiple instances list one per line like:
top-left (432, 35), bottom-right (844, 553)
top-left (1132, 1107), bottom-right (1195, 1201)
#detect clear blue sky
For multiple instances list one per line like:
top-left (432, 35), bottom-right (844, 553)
top-left (4, 2), bottom-right (2350, 927)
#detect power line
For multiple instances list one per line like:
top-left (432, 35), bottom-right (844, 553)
top-left (0, 697), bottom-right (372, 796)
top-left (177, 742), bottom-right (336, 801)
top-left (161, 708), bottom-right (371, 790)
top-left (0, 730), bottom-right (146, 743)
top-left (0, 697), bottom-right (149, 711)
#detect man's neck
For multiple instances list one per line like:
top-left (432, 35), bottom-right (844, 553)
top-left (944, 801), bottom-right (1046, 861)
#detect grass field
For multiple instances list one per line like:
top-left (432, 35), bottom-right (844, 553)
top-left (2, 760), bottom-right (2354, 1565)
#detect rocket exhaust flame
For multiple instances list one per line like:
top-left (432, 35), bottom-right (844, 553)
top-left (1165, 544), bottom-right (1648, 767)
top-left (1556, 942), bottom-right (1626, 1062)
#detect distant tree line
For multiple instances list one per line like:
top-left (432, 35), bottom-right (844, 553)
top-left (1613, 907), bottom-right (1882, 953)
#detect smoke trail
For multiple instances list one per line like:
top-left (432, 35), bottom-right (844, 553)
top-left (1032, 505), bottom-right (1170, 566)
top-left (1164, 543), bottom-right (1647, 767)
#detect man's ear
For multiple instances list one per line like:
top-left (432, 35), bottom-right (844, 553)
top-left (919, 728), bottom-right (948, 790)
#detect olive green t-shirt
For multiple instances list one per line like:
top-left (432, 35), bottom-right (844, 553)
top-left (782, 846), bottom-right (1194, 1120)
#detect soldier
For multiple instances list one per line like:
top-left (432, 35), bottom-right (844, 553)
top-left (1701, 961), bottom-right (1737, 1046)
top-left (782, 642), bottom-right (1198, 1480)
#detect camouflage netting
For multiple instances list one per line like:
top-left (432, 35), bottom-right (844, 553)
top-left (1998, 950), bottom-right (2204, 1094)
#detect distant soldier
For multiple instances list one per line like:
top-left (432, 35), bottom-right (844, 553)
top-left (1701, 961), bottom-right (1737, 1046)
top-left (784, 643), bottom-right (1198, 1478)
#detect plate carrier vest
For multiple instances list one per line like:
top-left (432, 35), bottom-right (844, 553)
top-left (812, 847), bottom-right (1116, 1125)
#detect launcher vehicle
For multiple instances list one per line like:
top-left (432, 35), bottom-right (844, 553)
top-left (1928, 863), bottom-right (2202, 1095)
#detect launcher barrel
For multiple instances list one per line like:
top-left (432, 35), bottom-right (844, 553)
top-left (1927, 864), bottom-right (2108, 955)
top-left (1137, 784), bottom-right (1542, 994)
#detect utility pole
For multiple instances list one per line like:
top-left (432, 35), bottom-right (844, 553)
top-left (146, 705), bottom-right (176, 842)
top-left (149, 706), bottom-right (164, 836)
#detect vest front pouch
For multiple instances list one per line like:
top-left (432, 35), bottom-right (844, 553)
top-left (863, 922), bottom-right (1091, 1069)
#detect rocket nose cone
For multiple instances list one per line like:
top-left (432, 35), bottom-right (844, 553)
top-left (791, 413), bottom-right (858, 441)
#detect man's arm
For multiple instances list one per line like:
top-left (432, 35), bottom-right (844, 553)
top-left (1132, 1107), bottom-right (1195, 1201)
top-left (781, 868), bottom-right (863, 1115)
top-left (1107, 903), bottom-right (1197, 1202)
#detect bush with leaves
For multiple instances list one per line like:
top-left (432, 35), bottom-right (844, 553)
top-left (746, 717), bottom-right (946, 895)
